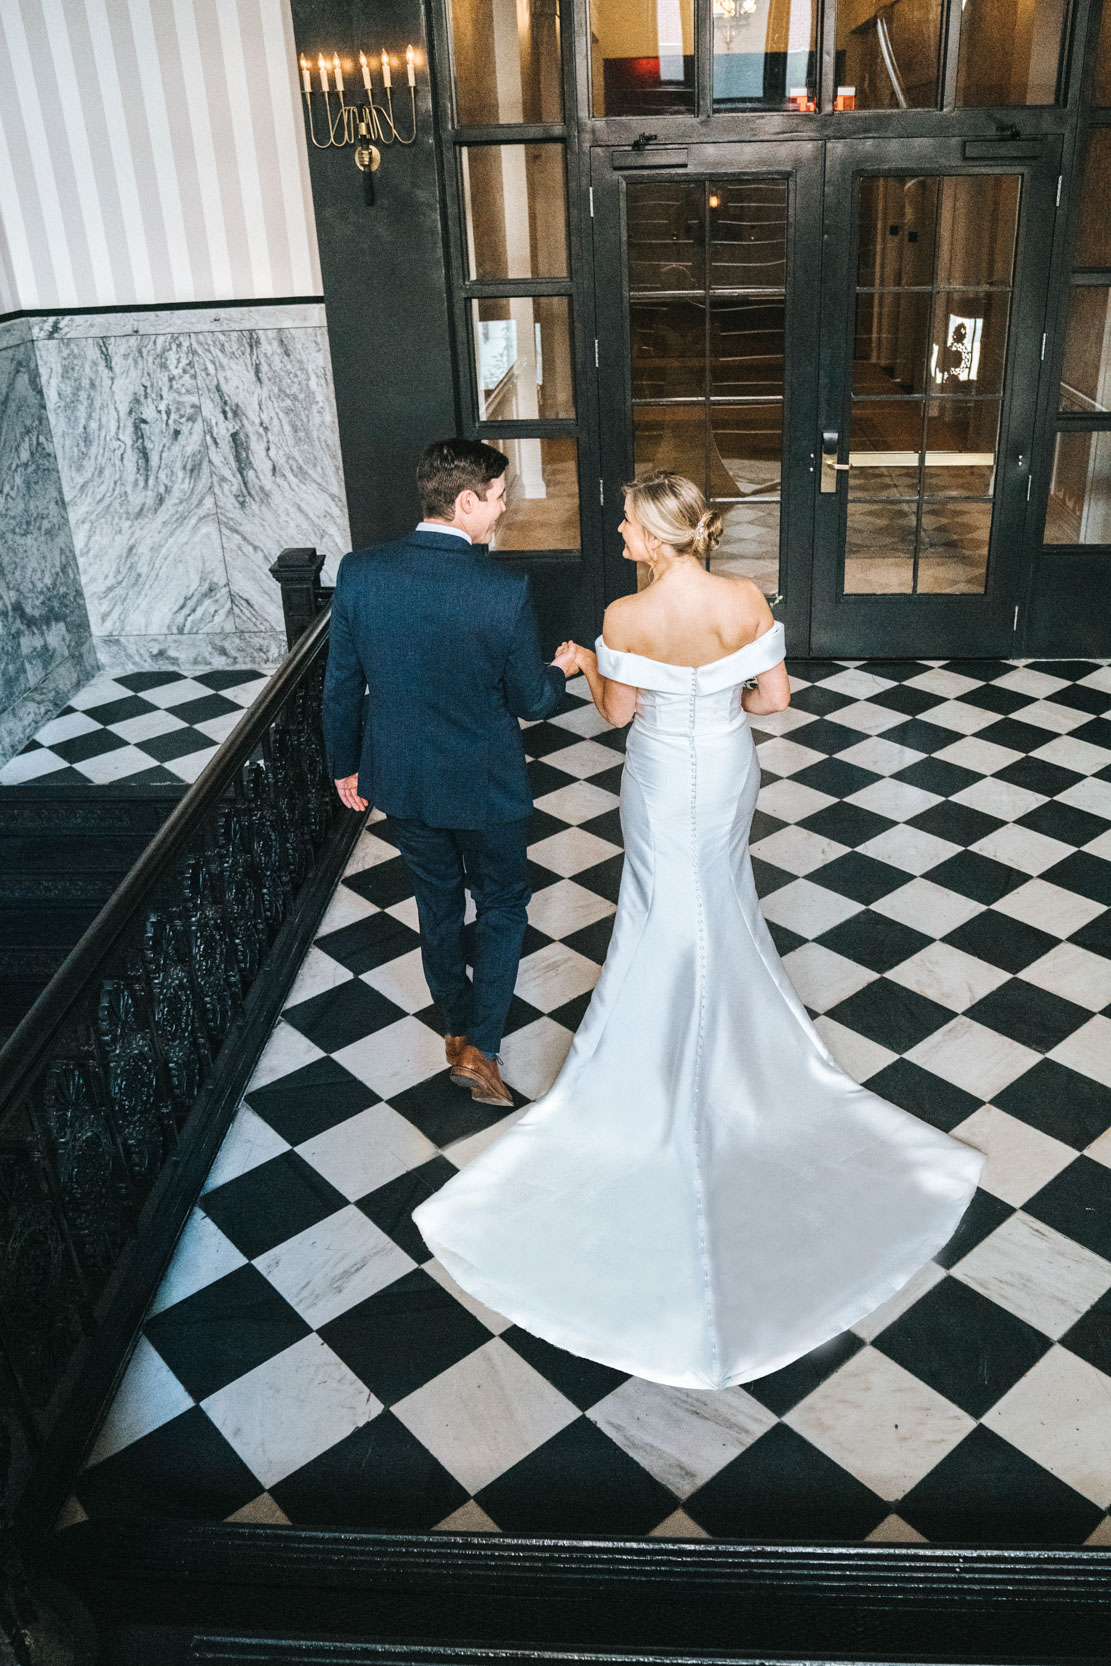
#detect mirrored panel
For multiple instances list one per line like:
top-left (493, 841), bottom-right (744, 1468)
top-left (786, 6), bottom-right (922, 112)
top-left (1045, 430), bottom-right (1111, 544)
top-left (1060, 287), bottom-right (1111, 414)
top-left (844, 503), bottom-right (917, 592)
top-left (918, 502), bottom-right (991, 591)
top-left (854, 291), bottom-right (932, 395)
top-left (835, 0), bottom-right (942, 110)
top-left (589, 0), bottom-right (695, 114)
top-left (450, 0), bottom-right (563, 123)
top-left (710, 405), bottom-right (783, 497)
top-left (928, 290), bottom-right (1010, 398)
top-left (1076, 130), bottom-right (1111, 267)
top-left (627, 182), bottom-right (704, 292)
top-left (922, 401), bottom-right (999, 495)
top-left (462, 145), bottom-right (568, 279)
top-left (710, 179), bottom-right (788, 288)
top-left (709, 298), bottom-right (785, 395)
top-left (712, 0), bottom-right (816, 108)
top-left (472, 297), bottom-right (574, 421)
top-left (956, 0), bottom-right (1066, 106)
top-left (710, 502), bottom-right (780, 592)
top-left (630, 299), bottom-right (705, 398)
top-left (490, 436), bottom-right (580, 549)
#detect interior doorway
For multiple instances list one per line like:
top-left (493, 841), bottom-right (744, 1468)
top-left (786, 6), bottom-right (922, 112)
top-left (591, 135), bottom-right (1061, 656)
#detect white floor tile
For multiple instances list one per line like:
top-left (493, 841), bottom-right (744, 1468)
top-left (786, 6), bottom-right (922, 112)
top-left (107, 709), bottom-right (186, 744)
top-left (812, 1015), bottom-right (896, 1083)
top-left (76, 745), bottom-right (165, 783)
top-left (949, 776), bottom-right (1047, 822)
top-left (527, 878), bottom-right (615, 940)
top-left (850, 1261), bottom-right (947, 1342)
top-left (751, 824), bottom-right (850, 876)
top-left (904, 668), bottom-right (985, 698)
top-left (534, 781), bottom-right (621, 824)
top-left (818, 668), bottom-right (897, 699)
top-left (834, 736), bottom-right (926, 777)
top-left (1016, 700), bottom-right (1094, 735)
top-left (297, 1103), bottom-right (438, 1200)
top-left (201, 1104), bottom-right (291, 1194)
top-left (0, 748), bottom-right (69, 784)
top-left (499, 1016), bottom-right (575, 1100)
top-left (550, 702), bottom-right (614, 737)
top-left (1057, 777), bottom-right (1111, 821)
top-left (992, 668), bottom-right (1070, 698)
top-left (244, 1019), bottom-right (325, 1093)
top-left (528, 827), bottom-right (620, 878)
top-left (906, 1016), bottom-right (1040, 1100)
top-left (858, 823), bottom-right (961, 876)
top-left (1020, 943), bottom-right (1111, 1013)
top-left (949, 1107), bottom-right (1078, 1207)
top-left (142, 677), bottom-right (214, 708)
top-left (148, 1208), bottom-right (248, 1316)
top-left (915, 700), bottom-right (1000, 736)
top-left (826, 700), bottom-right (908, 736)
top-left (421, 1256), bottom-right (515, 1334)
top-left (318, 883), bottom-right (379, 933)
top-left (756, 778), bottom-right (837, 823)
top-left (86, 1336), bottom-right (194, 1467)
top-left (1032, 735), bottom-right (1111, 775)
top-left (951, 1210), bottom-right (1111, 1338)
top-left (1048, 1016), bottom-right (1111, 1090)
top-left (782, 942), bottom-right (878, 1011)
top-left (588, 1377), bottom-right (777, 1497)
top-left (255, 1204), bottom-right (415, 1328)
top-left (992, 879), bottom-right (1104, 938)
top-left (515, 942), bottom-right (600, 1010)
top-left (755, 736), bottom-right (826, 777)
top-left (68, 677), bottom-right (133, 710)
top-left (162, 748), bottom-right (218, 785)
top-left (284, 946), bottom-right (355, 1007)
top-left (871, 878), bottom-right (984, 938)
top-left (344, 831), bottom-right (399, 873)
top-left (932, 736), bottom-right (1023, 776)
top-left (970, 823), bottom-right (1074, 876)
top-left (334, 1017), bottom-right (451, 1100)
top-left (442, 1106), bottom-right (529, 1170)
top-left (983, 1346), bottom-right (1111, 1508)
top-left (362, 948), bottom-right (431, 1013)
top-left (845, 778), bottom-right (942, 823)
top-left (544, 739), bottom-right (622, 778)
top-left (887, 941), bottom-right (1009, 1011)
top-left (758, 878), bottom-right (864, 938)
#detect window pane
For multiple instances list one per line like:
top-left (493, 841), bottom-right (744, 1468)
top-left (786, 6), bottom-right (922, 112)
top-left (589, 0), bottom-right (695, 115)
top-left (835, 0), bottom-right (942, 111)
top-left (634, 404), bottom-right (709, 492)
top-left (844, 503), bottom-right (917, 592)
top-left (627, 182), bottom-right (704, 292)
top-left (462, 145), bottom-right (567, 279)
top-left (472, 298), bottom-right (574, 421)
top-left (631, 299), bottom-right (705, 397)
top-left (956, 0), bottom-right (1066, 106)
top-left (922, 400), bottom-right (999, 495)
top-left (710, 179), bottom-right (788, 288)
top-left (918, 502), bottom-right (991, 591)
top-left (929, 290), bottom-right (1010, 398)
top-left (711, 405), bottom-right (782, 496)
top-left (1095, 0), bottom-right (1111, 106)
top-left (710, 298), bottom-right (785, 395)
top-left (710, 502), bottom-right (780, 593)
top-left (450, 0), bottom-right (563, 123)
top-left (1076, 131), bottom-right (1111, 268)
top-left (1045, 430), bottom-right (1111, 544)
top-left (933, 177), bottom-right (1020, 287)
top-left (490, 436), bottom-right (580, 549)
top-left (1060, 287), bottom-right (1111, 414)
top-left (858, 177), bottom-right (938, 285)
top-left (712, 0), bottom-right (816, 109)
top-left (849, 400), bottom-right (924, 493)
top-left (854, 291), bottom-right (932, 395)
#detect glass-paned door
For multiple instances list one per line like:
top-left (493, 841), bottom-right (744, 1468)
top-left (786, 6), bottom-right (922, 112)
top-left (592, 135), bottom-right (1059, 656)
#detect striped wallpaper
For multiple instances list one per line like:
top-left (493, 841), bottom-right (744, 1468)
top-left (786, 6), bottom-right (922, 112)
top-left (0, 0), bottom-right (322, 313)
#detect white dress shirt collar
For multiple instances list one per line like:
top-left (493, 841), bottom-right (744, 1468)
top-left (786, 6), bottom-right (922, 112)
top-left (416, 521), bottom-right (472, 543)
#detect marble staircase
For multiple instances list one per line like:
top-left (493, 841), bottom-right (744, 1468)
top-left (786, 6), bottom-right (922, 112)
top-left (0, 784), bottom-right (184, 1039)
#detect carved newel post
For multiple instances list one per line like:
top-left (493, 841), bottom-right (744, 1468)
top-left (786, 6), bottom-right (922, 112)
top-left (270, 548), bottom-right (328, 648)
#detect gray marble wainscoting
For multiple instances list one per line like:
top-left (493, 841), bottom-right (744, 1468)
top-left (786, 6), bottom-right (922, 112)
top-left (0, 324), bottom-right (97, 760)
top-left (10, 302), bottom-right (349, 687)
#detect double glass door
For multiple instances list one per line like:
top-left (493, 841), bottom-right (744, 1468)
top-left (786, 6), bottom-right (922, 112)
top-left (591, 135), bottom-right (1060, 656)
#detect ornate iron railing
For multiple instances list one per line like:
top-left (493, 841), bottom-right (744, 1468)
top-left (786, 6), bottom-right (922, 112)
top-left (0, 594), bottom-right (362, 1541)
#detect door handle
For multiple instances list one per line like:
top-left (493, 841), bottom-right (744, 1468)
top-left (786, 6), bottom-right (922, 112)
top-left (820, 430), bottom-right (851, 494)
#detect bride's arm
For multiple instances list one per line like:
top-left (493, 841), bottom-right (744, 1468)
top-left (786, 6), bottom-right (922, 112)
top-left (741, 658), bottom-right (791, 714)
top-left (573, 644), bottom-right (638, 727)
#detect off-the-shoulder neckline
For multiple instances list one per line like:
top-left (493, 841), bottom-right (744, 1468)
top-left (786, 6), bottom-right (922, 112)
top-left (596, 619), bottom-right (782, 672)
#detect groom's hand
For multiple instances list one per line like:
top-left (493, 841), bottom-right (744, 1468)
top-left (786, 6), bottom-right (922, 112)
top-left (335, 773), bottom-right (369, 812)
top-left (551, 640), bottom-right (577, 675)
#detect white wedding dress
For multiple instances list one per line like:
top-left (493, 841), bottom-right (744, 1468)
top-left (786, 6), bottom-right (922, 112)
top-left (413, 621), bottom-right (983, 1390)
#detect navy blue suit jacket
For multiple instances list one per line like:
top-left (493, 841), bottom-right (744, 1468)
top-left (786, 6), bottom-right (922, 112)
top-left (321, 529), bottom-right (566, 828)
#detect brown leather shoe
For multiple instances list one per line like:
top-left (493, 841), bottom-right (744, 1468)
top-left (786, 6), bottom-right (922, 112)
top-left (445, 1033), bottom-right (467, 1069)
top-left (450, 1044), bottom-right (514, 1107)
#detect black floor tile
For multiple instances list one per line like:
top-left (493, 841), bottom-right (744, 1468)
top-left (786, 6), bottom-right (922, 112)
top-left (344, 857), bottom-right (416, 909)
top-left (115, 670), bottom-right (185, 692)
top-left (201, 1153), bottom-right (347, 1261)
top-left (993, 1059), bottom-right (1111, 1150)
top-left (163, 693), bottom-right (240, 725)
top-left (1045, 683), bottom-right (1111, 716)
top-left (83, 694), bottom-right (158, 725)
top-left (977, 717), bottom-right (1062, 755)
top-left (244, 1056), bottom-right (378, 1145)
top-left (1059, 1288), bottom-right (1111, 1377)
top-left (686, 1424), bottom-right (888, 1540)
top-left (501, 1326), bottom-right (630, 1411)
top-left (356, 1155), bottom-right (459, 1262)
top-left (784, 718), bottom-right (863, 756)
top-left (789, 684), bottom-right (856, 716)
top-left (1041, 851), bottom-right (1111, 907)
top-left (995, 756), bottom-right (1084, 799)
top-left (283, 980), bottom-right (406, 1051)
top-left (75, 1408), bottom-right (260, 1522)
top-left (799, 801), bottom-right (893, 849)
top-left (825, 979), bottom-right (952, 1053)
top-left (965, 979), bottom-right (1090, 1054)
top-left (574, 853), bottom-right (625, 904)
top-left (562, 913), bottom-right (615, 963)
top-left (138, 725), bottom-right (211, 762)
top-left (319, 1268), bottom-right (491, 1405)
top-left (270, 1412), bottom-right (468, 1530)
top-left (315, 911), bottom-right (421, 975)
top-left (910, 800), bottom-right (1004, 847)
top-left (865, 1058), bottom-right (981, 1133)
top-left (524, 721), bottom-right (593, 759)
top-left (817, 911), bottom-right (933, 974)
top-left (813, 852), bottom-right (909, 905)
top-left (144, 1265), bottom-right (310, 1401)
top-left (1018, 800), bottom-right (1108, 849)
top-left (51, 728), bottom-right (128, 763)
top-left (932, 1187), bottom-right (1014, 1268)
top-left (871, 684), bottom-right (946, 717)
top-left (793, 757), bottom-right (882, 799)
top-left (390, 1072), bottom-right (519, 1147)
top-left (943, 909), bottom-right (1058, 973)
top-left (194, 668), bottom-right (266, 691)
top-left (1070, 907), bottom-right (1111, 960)
top-left (928, 850), bottom-right (1025, 906)
top-left (899, 1425), bottom-right (1103, 1544)
top-left (959, 683), bottom-right (1034, 717)
top-left (743, 1330), bottom-right (864, 1418)
top-left (872, 1276), bottom-right (1051, 1416)
top-left (878, 718), bottom-right (958, 755)
top-left (1024, 1156), bottom-right (1111, 1262)
top-left (476, 1417), bottom-right (677, 1536)
top-left (893, 757), bottom-right (981, 798)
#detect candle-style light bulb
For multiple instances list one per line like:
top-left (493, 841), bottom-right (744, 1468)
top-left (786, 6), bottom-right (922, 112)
top-left (359, 49), bottom-right (372, 93)
top-left (380, 49), bottom-right (391, 89)
top-left (299, 54), bottom-right (312, 94)
top-left (332, 52), bottom-right (344, 94)
top-left (317, 52), bottom-right (330, 93)
top-left (406, 44), bottom-right (415, 86)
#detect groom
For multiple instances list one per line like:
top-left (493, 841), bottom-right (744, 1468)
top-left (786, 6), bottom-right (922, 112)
top-left (322, 437), bottom-right (576, 1107)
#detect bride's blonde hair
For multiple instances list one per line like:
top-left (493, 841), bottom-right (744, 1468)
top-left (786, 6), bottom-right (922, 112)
top-left (623, 471), bottom-right (722, 561)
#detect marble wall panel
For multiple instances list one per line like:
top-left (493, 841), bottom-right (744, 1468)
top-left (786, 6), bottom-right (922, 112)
top-left (36, 332), bottom-right (234, 640)
top-left (192, 325), bottom-right (350, 634)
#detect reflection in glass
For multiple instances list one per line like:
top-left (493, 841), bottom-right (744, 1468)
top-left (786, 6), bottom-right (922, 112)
top-left (857, 176), bottom-right (1019, 290)
top-left (589, 0), bottom-right (695, 114)
top-left (857, 177), bottom-right (937, 285)
top-left (634, 403), bottom-right (708, 484)
top-left (710, 180), bottom-right (788, 288)
top-left (918, 502), bottom-right (991, 591)
top-left (712, 0), bottom-right (816, 108)
top-left (1045, 431), bottom-right (1111, 544)
top-left (854, 291), bottom-right (931, 395)
top-left (462, 145), bottom-right (567, 279)
top-left (834, 0), bottom-right (942, 110)
top-left (490, 436), bottom-right (580, 550)
top-left (849, 399), bottom-right (925, 493)
top-left (710, 299), bottom-right (785, 395)
top-left (1076, 131), bottom-right (1111, 268)
top-left (450, 0), bottom-right (563, 124)
top-left (710, 406), bottom-right (782, 496)
top-left (928, 291), bottom-right (1009, 398)
top-left (1096, 0), bottom-right (1111, 106)
top-left (956, 0), bottom-right (1065, 106)
top-left (710, 502), bottom-right (780, 593)
top-left (1060, 288), bottom-right (1111, 414)
top-left (923, 401), bottom-right (999, 495)
top-left (630, 300), bottom-right (704, 398)
top-left (627, 182), bottom-right (704, 291)
top-left (472, 298), bottom-right (574, 422)
top-left (844, 503), bottom-right (916, 593)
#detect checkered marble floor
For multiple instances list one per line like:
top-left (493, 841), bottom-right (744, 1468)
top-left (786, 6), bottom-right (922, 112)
top-left (66, 658), bottom-right (1111, 1547)
top-left (0, 668), bottom-right (271, 786)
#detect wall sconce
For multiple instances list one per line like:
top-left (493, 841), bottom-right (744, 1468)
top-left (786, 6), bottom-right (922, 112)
top-left (297, 48), bottom-right (420, 202)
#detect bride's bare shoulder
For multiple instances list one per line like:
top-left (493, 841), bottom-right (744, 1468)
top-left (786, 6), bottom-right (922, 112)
top-left (718, 574), bottom-right (774, 633)
top-left (600, 594), bottom-right (642, 651)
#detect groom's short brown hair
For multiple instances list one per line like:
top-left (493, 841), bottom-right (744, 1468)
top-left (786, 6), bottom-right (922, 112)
top-left (417, 437), bottom-right (508, 519)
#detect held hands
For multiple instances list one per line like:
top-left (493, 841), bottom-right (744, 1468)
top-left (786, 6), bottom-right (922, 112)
top-left (551, 640), bottom-right (578, 675)
top-left (335, 773), bottom-right (369, 812)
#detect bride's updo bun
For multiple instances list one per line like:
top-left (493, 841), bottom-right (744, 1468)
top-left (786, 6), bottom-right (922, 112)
top-left (624, 471), bottom-right (722, 560)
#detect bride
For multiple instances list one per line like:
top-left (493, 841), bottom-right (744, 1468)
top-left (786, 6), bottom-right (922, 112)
top-left (412, 471), bottom-right (982, 1391)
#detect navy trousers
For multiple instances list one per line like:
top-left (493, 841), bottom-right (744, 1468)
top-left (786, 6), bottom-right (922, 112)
top-left (389, 816), bottom-right (531, 1057)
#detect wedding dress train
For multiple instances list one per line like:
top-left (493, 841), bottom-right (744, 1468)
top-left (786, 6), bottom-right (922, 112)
top-left (412, 621), bottom-right (983, 1390)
